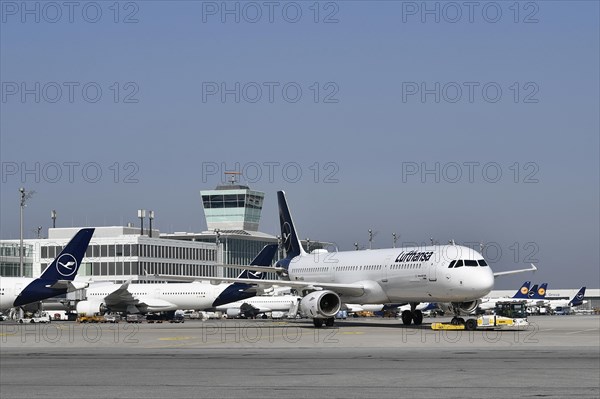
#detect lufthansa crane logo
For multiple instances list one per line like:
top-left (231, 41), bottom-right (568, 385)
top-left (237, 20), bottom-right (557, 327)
top-left (538, 287), bottom-right (546, 296)
top-left (520, 287), bottom-right (529, 295)
top-left (248, 271), bottom-right (263, 279)
top-left (576, 292), bottom-right (584, 300)
top-left (282, 222), bottom-right (292, 252)
top-left (56, 253), bottom-right (78, 277)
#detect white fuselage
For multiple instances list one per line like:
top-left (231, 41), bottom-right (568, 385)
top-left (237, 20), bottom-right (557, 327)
top-left (85, 281), bottom-right (230, 312)
top-left (287, 245), bottom-right (494, 304)
top-left (215, 295), bottom-right (301, 313)
top-left (0, 277), bottom-right (36, 310)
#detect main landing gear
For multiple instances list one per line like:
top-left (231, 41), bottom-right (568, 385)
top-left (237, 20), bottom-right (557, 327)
top-left (401, 305), bottom-right (423, 326)
top-left (313, 317), bottom-right (335, 328)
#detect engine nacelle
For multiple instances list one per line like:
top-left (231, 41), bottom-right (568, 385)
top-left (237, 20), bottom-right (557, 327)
top-left (438, 300), bottom-right (481, 315)
top-left (300, 291), bottom-right (341, 318)
top-left (76, 301), bottom-right (107, 316)
top-left (226, 309), bottom-right (241, 318)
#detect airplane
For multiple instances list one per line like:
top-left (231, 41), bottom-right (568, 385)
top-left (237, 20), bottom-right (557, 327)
top-left (75, 244), bottom-right (278, 316)
top-left (0, 228), bottom-right (94, 311)
top-left (216, 294), bottom-right (302, 319)
top-left (546, 287), bottom-right (587, 314)
top-left (162, 191), bottom-right (536, 328)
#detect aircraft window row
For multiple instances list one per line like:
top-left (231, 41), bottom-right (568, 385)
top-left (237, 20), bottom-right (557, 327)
top-left (335, 266), bottom-right (359, 272)
top-left (390, 264), bottom-right (422, 270)
top-left (364, 265), bottom-right (382, 271)
top-left (448, 259), bottom-right (488, 268)
top-left (297, 267), bottom-right (327, 273)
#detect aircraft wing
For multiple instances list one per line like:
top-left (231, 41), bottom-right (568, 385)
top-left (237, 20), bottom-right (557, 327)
top-left (103, 281), bottom-right (138, 307)
top-left (48, 280), bottom-right (89, 292)
top-left (154, 275), bottom-right (367, 297)
top-left (102, 281), bottom-right (176, 312)
top-left (493, 264), bottom-right (537, 277)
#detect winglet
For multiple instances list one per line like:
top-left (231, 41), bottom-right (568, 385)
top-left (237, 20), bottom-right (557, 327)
top-left (493, 263), bottom-right (537, 278)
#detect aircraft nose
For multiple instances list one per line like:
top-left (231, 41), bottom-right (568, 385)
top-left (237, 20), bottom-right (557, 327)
top-left (478, 267), bottom-right (494, 296)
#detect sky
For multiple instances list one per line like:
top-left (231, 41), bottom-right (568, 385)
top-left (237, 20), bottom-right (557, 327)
top-left (1, 0), bottom-right (598, 289)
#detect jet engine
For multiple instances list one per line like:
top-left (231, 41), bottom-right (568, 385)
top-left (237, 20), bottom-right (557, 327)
top-left (438, 300), bottom-right (481, 315)
top-left (299, 291), bottom-right (341, 318)
top-left (76, 301), bottom-right (107, 316)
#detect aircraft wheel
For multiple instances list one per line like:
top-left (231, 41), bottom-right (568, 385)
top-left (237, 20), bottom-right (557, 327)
top-left (412, 310), bottom-right (423, 325)
top-left (465, 319), bottom-right (477, 331)
top-left (325, 318), bottom-right (335, 327)
top-left (401, 310), bottom-right (413, 325)
top-left (313, 318), bottom-right (324, 328)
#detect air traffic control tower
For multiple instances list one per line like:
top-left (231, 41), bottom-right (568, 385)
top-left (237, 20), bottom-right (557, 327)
top-left (200, 172), bottom-right (265, 232)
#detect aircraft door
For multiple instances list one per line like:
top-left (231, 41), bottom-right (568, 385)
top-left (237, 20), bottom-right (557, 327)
top-left (428, 263), bottom-right (437, 282)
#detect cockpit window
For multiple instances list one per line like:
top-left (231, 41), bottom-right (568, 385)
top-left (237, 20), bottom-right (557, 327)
top-left (448, 260), bottom-right (456, 268)
top-left (478, 259), bottom-right (488, 267)
top-left (454, 260), bottom-right (463, 268)
top-left (465, 260), bottom-right (478, 267)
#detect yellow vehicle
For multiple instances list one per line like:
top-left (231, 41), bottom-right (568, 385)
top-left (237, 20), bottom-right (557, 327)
top-left (432, 301), bottom-right (529, 331)
top-left (77, 314), bottom-right (106, 323)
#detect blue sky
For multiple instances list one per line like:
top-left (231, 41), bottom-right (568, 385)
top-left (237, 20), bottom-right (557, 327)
top-left (1, 1), bottom-right (598, 289)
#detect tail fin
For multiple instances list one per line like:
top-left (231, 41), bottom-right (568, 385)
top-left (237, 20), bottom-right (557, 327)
top-left (40, 228), bottom-right (95, 281)
top-left (527, 284), bottom-right (539, 299)
top-left (212, 244), bottom-right (278, 307)
top-left (569, 287), bottom-right (586, 306)
top-left (530, 283), bottom-right (548, 299)
top-left (236, 244), bottom-right (278, 280)
top-left (511, 281), bottom-right (531, 298)
top-left (14, 228), bottom-right (94, 307)
top-left (277, 191), bottom-right (306, 259)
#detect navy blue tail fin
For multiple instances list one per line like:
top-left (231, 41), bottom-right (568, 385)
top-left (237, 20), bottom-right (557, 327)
top-left (512, 281), bottom-right (531, 298)
top-left (277, 191), bottom-right (306, 259)
top-left (530, 283), bottom-right (548, 299)
top-left (527, 284), bottom-right (539, 299)
top-left (212, 244), bottom-right (278, 307)
top-left (569, 287), bottom-right (586, 306)
top-left (39, 228), bottom-right (95, 281)
top-left (236, 244), bottom-right (278, 280)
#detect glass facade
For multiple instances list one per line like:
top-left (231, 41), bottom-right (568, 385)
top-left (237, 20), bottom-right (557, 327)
top-left (0, 243), bottom-right (33, 277)
top-left (38, 241), bottom-right (217, 279)
top-left (201, 188), bottom-right (264, 231)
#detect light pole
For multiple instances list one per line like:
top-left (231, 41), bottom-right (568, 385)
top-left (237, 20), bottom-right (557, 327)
top-left (148, 211), bottom-right (154, 238)
top-left (51, 210), bottom-right (57, 228)
top-left (19, 188), bottom-right (35, 277)
top-left (393, 233), bottom-right (397, 248)
top-left (306, 238), bottom-right (310, 253)
top-left (138, 209), bottom-right (146, 235)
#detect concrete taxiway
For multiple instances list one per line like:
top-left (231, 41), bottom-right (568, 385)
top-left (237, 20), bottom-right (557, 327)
top-left (1, 316), bottom-right (599, 398)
